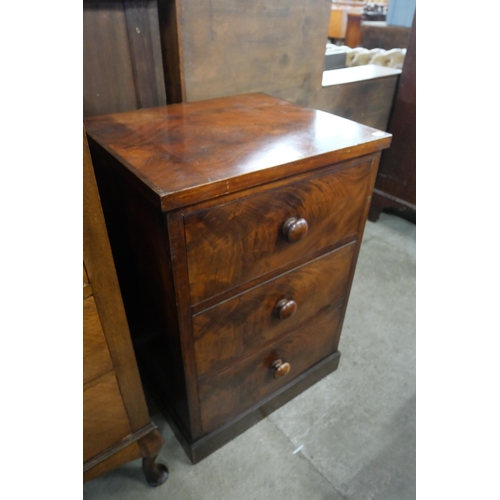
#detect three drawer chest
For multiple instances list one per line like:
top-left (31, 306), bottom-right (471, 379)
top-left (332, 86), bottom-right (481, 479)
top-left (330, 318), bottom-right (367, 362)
top-left (84, 93), bottom-right (391, 462)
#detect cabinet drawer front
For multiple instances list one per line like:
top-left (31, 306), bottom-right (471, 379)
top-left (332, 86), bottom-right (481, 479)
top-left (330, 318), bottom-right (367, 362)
top-left (184, 160), bottom-right (371, 304)
top-left (83, 296), bottom-right (114, 385)
top-left (193, 242), bottom-right (355, 378)
top-left (83, 371), bottom-right (132, 462)
top-left (198, 306), bottom-right (342, 433)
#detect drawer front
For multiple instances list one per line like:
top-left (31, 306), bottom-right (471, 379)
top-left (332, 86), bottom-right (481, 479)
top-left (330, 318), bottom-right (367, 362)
top-left (193, 242), bottom-right (355, 378)
top-left (184, 160), bottom-right (372, 304)
top-left (83, 371), bottom-right (132, 462)
top-left (83, 296), bottom-right (114, 385)
top-left (198, 306), bottom-right (342, 433)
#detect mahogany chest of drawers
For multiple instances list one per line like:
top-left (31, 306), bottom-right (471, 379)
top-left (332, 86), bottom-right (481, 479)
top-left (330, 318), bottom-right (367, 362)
top-left (84, 93), bottom-right (391, 463)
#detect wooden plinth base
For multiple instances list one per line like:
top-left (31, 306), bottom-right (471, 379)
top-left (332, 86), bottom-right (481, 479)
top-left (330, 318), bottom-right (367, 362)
top-left (154, 351), bottom-right (341, 464)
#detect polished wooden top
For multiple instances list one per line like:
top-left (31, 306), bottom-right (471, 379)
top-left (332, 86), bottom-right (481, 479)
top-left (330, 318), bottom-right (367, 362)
top-left (84, 93), bottom-right (391, 211)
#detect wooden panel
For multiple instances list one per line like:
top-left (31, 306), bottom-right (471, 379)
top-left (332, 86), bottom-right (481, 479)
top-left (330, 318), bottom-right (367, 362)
top-left (84, 94), bottom-right (391, 212)
top-left (158, 0), bottom-right (397, 134)
top-left (83, 129), bottom-right (168, 481)
top-left (124, 0), bottom-right (168, 109)
top-left (84, 441), bottom-right (141, 483)
top-left (361, 22), bottom-right (411, 50)
top-left (83, 0), bottom-right (137, 117)
top-left (368, 13), bottom-right (415, 220)
top-left (83, 423), bottom-right (162, 480)
top-left (83, 0), bottom-right (166, 118)
top-left (176, 0), bottom-right (332, 104)
top-left (83, 372), bottom-right (133, 462)
top-left (315, 74), bottom-right (399, 131)
top-left (184, 161), bottom-right (371, 304)
top-left (89, 144), bottom-right (195, 439)
top-left (157, 0), bottom-right (185, 103)
top-left (84, 130), bottom-right (151, 431)
top-left (375, 14), bottom-right (415, 201)
top-left (193, 242), bottom-right (356, 378)
top-left (83, 264), bottom-right (89, 286)
top-left (198, 306), bottom-right (342, 433)
top-left (83, 264), bottom-right (92, 298)
top-left (83, 296), bottom-right (114, 384)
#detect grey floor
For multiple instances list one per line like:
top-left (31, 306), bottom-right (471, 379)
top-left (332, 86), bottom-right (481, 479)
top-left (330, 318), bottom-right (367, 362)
top-left (83, 212), bottom-right (416, 500)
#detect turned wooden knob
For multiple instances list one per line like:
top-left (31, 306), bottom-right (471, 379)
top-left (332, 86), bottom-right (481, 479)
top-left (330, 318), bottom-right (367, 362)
top-left (271, 359), bottom-right (291, 379)
top-left (283, 217), bottom-right (308, 242)
top-left (275, 298), bottom-right (297, 320)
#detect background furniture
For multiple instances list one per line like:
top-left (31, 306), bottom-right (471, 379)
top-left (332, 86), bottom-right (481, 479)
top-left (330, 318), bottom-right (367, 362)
top-left (345, 12), bottom-right (363, 48)
top-left (328, 6), bottom-right (348, 40)
top-left (83, 0), bottom-right (401, 133)
top-left (83, 0), bottom-right (178, 116)
top-left (84, 93), bottom-right (391, 463)
top-left (368, 13), bottom-right (415, 221)
top-left (83, 130), bottom-right (168, 486)
top-left (360, 21), bottom-right (411, 50)
top-left (327, 1), bottom-right (388, 42)
top-left (319, 65), bottom-right (400, 131)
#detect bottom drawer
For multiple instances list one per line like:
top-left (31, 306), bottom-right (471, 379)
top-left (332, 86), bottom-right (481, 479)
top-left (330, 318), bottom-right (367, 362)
top-left (198, 306), bottom-right (343, 433)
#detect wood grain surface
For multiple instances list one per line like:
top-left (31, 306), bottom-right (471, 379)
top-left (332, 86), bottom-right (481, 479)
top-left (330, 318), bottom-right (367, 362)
top-left (84, 128), bottom-right (167, 481)
top-left (90, 148), bottom-right (199, 439)
top-left (84, 93), bottom-right (391, 211)
top-left (83, 0), bottom-right (166, 117)
top-left (193, 242), bottom-right (356, 378)
top-left (184, 161), bottom-right (371, 303)
top-left (83, 296), bottom-right (114, 385)
top-left (157, 0), bottom-right (185, 103)
top-left (175, 0), bottom-right (331, 104)
top-left (85, 94), bottom-right (392, 461)
top-left (83, 372), bottom-right (133, 462)
top-left (198, 306), bottom-right (343, 433)
top-left (84, 441), bottom-right (141, 483)
top-left (83, 264), bottom-right (92, 298)
top-left (84, 129), bottom-right (151, 432)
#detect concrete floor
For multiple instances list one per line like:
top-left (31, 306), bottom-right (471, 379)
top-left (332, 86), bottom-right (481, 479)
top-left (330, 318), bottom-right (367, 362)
top-left (83, 212), bottom-right (416, 500)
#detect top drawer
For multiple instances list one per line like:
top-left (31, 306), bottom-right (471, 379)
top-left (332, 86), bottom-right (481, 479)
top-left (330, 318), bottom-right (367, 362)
top-left (184, 160), bottom-right (372, 304)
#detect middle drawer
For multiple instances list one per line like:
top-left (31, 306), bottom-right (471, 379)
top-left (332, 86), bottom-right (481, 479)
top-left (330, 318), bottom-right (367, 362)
top-left (193, 241), bottom-right (356, 378)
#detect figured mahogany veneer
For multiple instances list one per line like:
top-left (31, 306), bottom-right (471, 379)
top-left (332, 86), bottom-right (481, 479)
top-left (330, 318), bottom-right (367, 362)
top-left (198, 306), bottom-right (343, 433)
top-left (184, 160), bottom-right (372, 304)
top-left (84, 93), bottom-right (391, 463)
top-left (192, 242), bottom-right (356, 378)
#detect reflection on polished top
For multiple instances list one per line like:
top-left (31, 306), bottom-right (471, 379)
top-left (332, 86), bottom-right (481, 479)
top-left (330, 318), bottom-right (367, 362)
top-left (84, 93), bottom-right (391, 211)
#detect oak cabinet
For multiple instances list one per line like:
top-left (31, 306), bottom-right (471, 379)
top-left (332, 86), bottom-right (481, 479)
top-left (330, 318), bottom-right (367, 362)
top-left (83, 130), bottom-right (168, 485)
